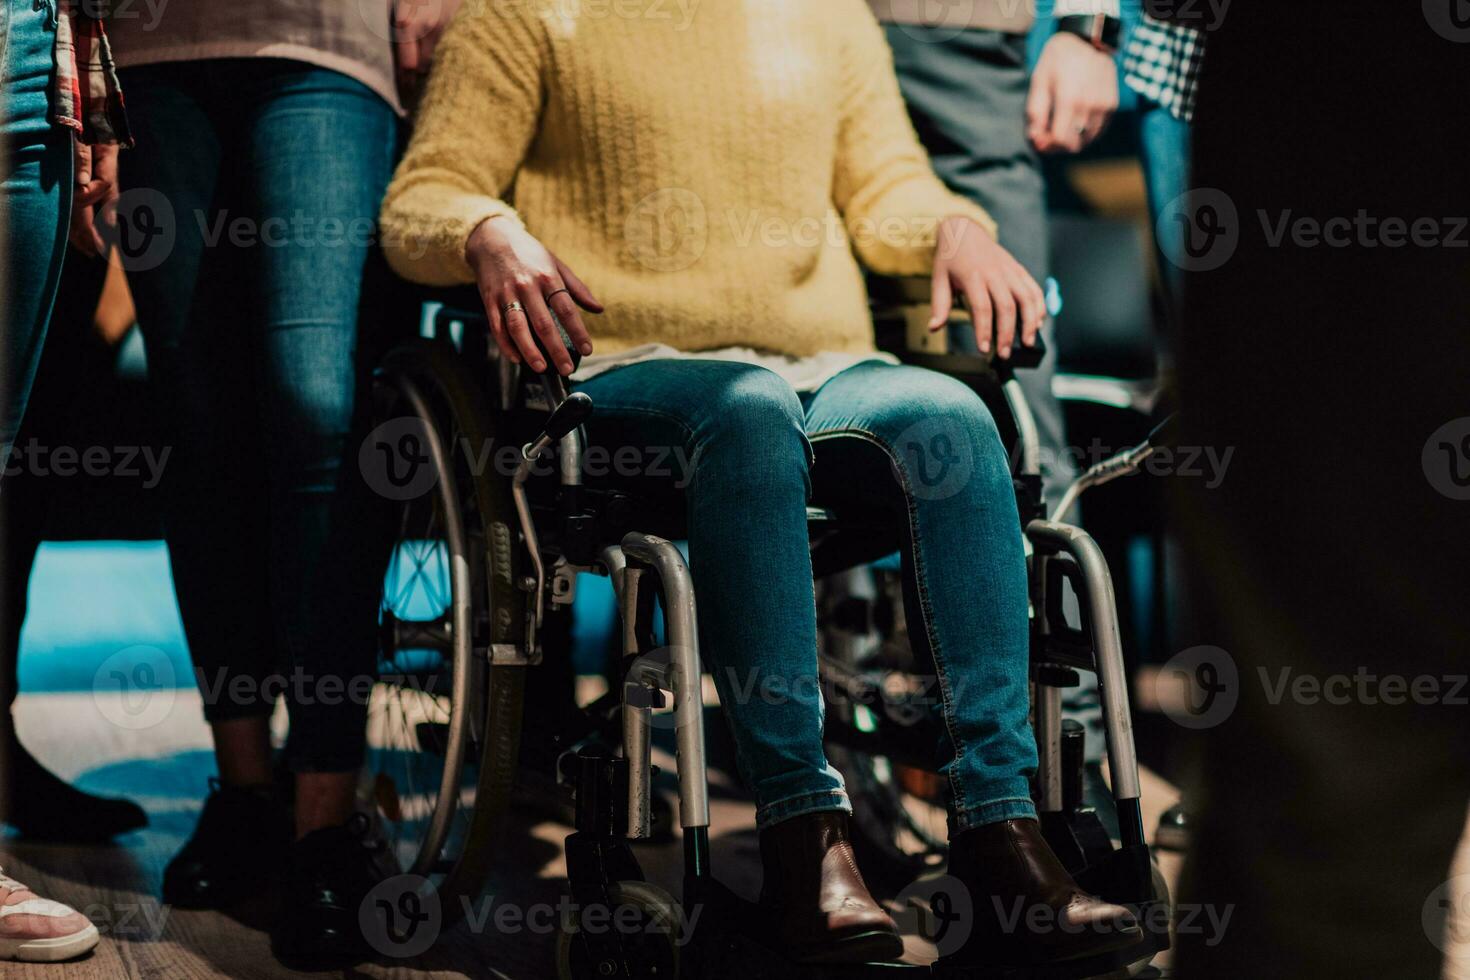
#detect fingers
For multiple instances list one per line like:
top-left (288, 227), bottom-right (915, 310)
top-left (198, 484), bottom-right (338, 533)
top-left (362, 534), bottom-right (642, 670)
top-left (69, 206), bottom-right (101, 256)
top-left (1012, 269), bottom-right (1047, 348)
top-left (501, 298), bottom-right (543, 372)
top-left (481, 288), bottom-right (521, 365)
top-left (73, 178), bottom-right (112, 209)
top-left (521, 286), bottom-right (575, 376)
top-left (73, 141), bottom-right (93, 187)
top-left (393, 3), bottom-right (424, 74)
top-left (70, 179), bottom-right (111, 257)
top-left (1083, 105), bottom-right (1112, 147)
top-left (987, 276), bottom-right (1019, 359)
top-left (1025, 72), bottom-right (1055, 151)
top-left (553, 256), bottom-right (604, 313)
top-left (960, 273), bottom-right (994, 355)
top-left (1047, 92), bottom-right (1115, 153)
top-left (417, 34), bottom-right (440, 71)
top-left (546, 288), bottom-right (594, 358)
top-left (93, 143), bottom-right (120, 182)
top-left (928, 269), bottom-right (953, 331)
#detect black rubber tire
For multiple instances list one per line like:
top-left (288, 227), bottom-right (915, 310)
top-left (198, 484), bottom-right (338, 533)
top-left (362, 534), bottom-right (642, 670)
top-left (375, 337), bottom-right (529, 927)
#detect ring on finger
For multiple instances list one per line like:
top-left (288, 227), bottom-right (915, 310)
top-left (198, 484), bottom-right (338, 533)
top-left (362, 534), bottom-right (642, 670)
top-left (545, 287), bottom-right (570, 302)
top-left (502, 300), bottom-right (526, 316)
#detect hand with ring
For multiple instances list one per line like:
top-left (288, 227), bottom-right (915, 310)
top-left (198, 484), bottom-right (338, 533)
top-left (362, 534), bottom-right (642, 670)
top-left (1026, 32), bottom-right (1119, 154)
top-left (465, 216), bottom-right (603, 375)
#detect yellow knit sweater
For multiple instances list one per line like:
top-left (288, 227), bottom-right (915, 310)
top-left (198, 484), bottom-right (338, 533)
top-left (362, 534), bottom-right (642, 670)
top-left (379, 0), bottom-right (996, 358)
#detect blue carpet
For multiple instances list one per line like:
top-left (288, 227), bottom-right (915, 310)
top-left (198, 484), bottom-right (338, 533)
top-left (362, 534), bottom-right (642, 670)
top-left (18, 540), bottom-right (622, 694)
top-left (18, 541), bottom-right (191, 694)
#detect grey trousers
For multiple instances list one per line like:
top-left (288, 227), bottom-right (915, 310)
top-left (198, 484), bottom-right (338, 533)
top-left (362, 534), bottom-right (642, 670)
top-left (884, 24), bottom-right (1104, 764)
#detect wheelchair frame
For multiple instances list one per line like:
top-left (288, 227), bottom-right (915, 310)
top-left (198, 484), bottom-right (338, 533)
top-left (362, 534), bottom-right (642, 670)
top-left (368, 294), bottom-right (1172, 978)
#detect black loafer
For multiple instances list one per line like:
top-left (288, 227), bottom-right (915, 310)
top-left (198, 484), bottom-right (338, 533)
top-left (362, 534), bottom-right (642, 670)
top-left (163, 779), bottom-right (289, 909)
top-left (272, 814), bottom-right (391, 969)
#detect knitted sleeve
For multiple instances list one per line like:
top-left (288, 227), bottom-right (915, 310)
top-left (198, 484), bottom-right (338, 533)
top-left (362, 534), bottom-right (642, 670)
top-left (831, 2), bottom-right (999, 276)
top-left (379, 2), bottom-right (548, 286)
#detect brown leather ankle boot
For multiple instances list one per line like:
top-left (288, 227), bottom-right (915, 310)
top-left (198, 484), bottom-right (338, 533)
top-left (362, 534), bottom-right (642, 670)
top-left (941, 818), bottom-right (1144, 969)
top-left (758, 810), bottom-right (904, 964)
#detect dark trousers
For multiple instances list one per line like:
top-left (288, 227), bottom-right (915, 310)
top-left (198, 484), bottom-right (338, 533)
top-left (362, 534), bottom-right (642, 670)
top-left (1175, 5), bottom-right (1470, 976)
top-left (117, 59), bottom-right (396, 772)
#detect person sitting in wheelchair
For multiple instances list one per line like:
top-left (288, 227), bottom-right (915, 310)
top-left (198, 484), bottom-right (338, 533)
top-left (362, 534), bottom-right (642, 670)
top-left (380, 0), bottom-right (1142, 969)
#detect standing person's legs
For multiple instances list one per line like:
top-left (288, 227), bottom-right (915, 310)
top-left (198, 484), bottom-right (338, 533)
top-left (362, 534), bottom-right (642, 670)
top-left (1136, 100), bottom-right (1192, 335)
top-left (0, 252), bottom-right (148, 841)
top-left (0, 0), bottom-right (70, 453)
top-left (243, 62), bottom-right (395, 834)
top-left (0, 0), bottom-right (71, 816)
top-left (0, 0), bottom-right (71, 818)
top-left (117, 60), bottom-right (289, 909)
top-left (0, 0), bottom-right (102, 962)
top-left (236, 61), bottom-right (395, 968)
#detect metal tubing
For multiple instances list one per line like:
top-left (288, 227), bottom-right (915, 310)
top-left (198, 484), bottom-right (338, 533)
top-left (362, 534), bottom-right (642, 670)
top-left (622, 696), bottom-right (654, 839)
top-left (1035, 681), bottom-right (1064, 812)
top-left (618, 560), bottom-right (654, 840)
top-left (600, 545), bottom-right (627, 600)
top-left (620, 533), bottom-right (710, 830)
top-left (1025, 520), bottom-right (1142, 805)
top-left (1004, 378), bottom-right (1042, 478)
top-left (1053, 442), bottom-right (1157, 525)
top-left (510, 451), bottom-right (545, 654)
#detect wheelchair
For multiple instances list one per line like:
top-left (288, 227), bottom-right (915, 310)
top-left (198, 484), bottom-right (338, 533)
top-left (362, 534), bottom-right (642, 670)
top-left (363, 279), bottom-right (1173, 979)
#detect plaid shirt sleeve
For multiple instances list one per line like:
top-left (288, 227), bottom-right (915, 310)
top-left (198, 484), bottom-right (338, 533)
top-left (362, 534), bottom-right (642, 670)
top-left (1121, 14), bottom-right (1206, 124)
top-left (51, 2), bottom-right (133, 147)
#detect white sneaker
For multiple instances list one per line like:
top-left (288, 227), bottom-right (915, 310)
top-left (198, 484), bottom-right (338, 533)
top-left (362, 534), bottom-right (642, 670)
top-left (0, 868), bottom-right (100, 962)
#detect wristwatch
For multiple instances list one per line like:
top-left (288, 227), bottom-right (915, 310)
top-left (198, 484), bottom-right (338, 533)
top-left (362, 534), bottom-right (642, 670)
top-left (1056, 14), bottom-right (1122, 54)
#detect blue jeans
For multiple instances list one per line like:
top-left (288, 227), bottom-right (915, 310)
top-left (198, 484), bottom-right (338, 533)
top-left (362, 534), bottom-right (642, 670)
top-left (1137, 99), bottom-right (1193, 318)
top-left (576, 360), bottom-right (1037, 833)
top-left (0, 0), bottom-right (70, 451)
top-left (117, 59), bottom-right (396, 771)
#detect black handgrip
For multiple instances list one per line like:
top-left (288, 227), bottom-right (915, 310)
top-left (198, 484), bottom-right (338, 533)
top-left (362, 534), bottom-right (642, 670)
top-left (544, 391), bottom-right (594, 442)
top-left (1003, 332), bottom-right (1047, 370)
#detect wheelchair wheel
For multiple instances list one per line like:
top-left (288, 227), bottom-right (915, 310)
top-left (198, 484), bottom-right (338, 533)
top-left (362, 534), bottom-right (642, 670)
top-left (554, 880), bottom-right (681, 980)
top-left (366, 338), bottom-right (529, 924)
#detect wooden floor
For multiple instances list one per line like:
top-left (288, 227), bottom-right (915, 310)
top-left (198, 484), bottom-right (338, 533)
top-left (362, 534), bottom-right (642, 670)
top-left (2, 689), bottom-right (1201, 979)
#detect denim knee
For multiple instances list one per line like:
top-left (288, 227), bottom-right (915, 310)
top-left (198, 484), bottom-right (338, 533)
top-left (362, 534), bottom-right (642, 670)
top-left (688, 365), bottom-right (812, 494)
top-left (872, 372), bottom-right (1011, 503)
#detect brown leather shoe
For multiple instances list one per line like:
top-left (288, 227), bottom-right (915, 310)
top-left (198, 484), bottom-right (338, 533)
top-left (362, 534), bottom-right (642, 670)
top-left (758, 810), bottom-right (904, 964)
top-left (942, 818), bottom-right (1143, 968)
